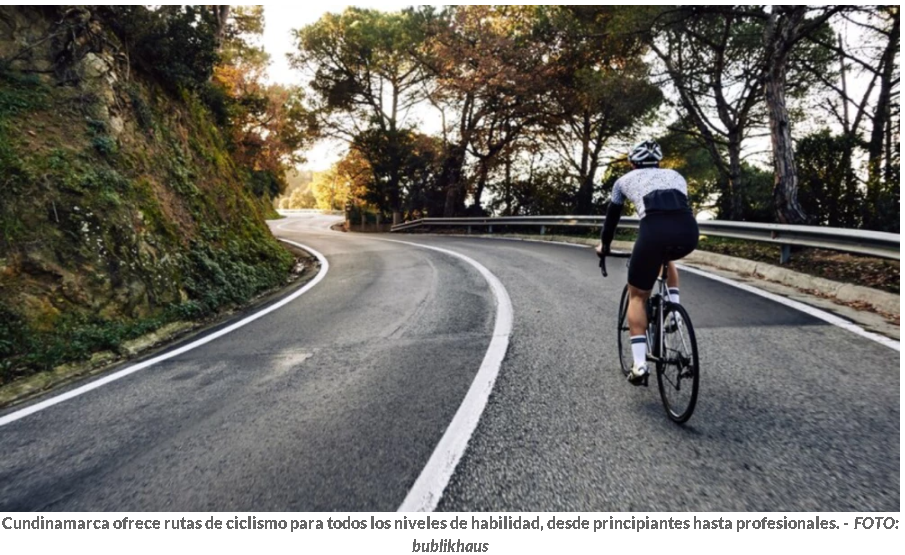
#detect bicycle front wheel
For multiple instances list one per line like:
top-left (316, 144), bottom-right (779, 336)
top-left (656, 303), bottom-right (699, 423)
top-left (616, 284), bottom-right (632, 377)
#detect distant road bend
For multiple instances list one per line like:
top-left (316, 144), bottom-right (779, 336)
top-left (0, 213), bottom-right (898, 511)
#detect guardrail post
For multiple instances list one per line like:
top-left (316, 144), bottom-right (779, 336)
top-left (488, 225), bottom-right (493, 234)
top-left (540, 225), bottom-right (545, 236)
top-left (467, 225), bottom-right (471, 235)
top-left (780, 244), bottom-right (791, 264)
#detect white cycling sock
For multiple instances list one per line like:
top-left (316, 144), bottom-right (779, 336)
top-left (631, 335), bottom-right (647, 368)
top-left (668, 288), bottom-right (680, 304)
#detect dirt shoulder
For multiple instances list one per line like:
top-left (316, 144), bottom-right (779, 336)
top-left (693, 236), bottom-right (899, 294)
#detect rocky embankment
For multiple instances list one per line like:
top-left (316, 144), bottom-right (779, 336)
top-left (0, 7), bottom-right (294, 384)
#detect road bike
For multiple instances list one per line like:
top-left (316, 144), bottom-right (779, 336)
top-left (600, 251), bottom-right (700, 424)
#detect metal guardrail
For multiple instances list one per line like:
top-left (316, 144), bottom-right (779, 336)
top-left (277, 209), bottom-right (344, 216)
top-left (390, 216), bottom-right (900, 261)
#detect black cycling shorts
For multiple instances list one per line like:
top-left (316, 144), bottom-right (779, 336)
top-left (628, 211), bottom-right (699, 291)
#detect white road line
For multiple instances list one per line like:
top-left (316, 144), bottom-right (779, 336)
top-left (276, 218), bottom-right (297, 230)
top-left (274, 215), bottom-right (342, 232)
top-left (677, 264), bottom-right (900, 352)
top-left (0, 240), bottom-right (329, 428)
top-left (413, 234), bottom-right (899, 351)
top-left (414, 234), bottom-right (592, 249)
top-left (381, 239), bottom-right (513, 513)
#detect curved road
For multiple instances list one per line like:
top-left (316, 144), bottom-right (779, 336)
top-left (0, 214), bottom-right (898, 511)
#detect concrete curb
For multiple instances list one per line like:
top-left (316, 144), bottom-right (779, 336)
top-left (471, 234), bottom-right (900, 317)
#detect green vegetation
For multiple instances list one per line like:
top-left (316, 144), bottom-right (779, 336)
top-left (285, 5), bottom-right (898, 232)
top-left (0, 7), bottom-right (302, 385)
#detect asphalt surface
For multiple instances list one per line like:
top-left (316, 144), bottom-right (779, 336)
top-left (0, 214), bottom-right (899, 511)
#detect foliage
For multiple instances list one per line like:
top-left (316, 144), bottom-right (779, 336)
top-left (734, 165), bottom-right (777, 223)
top-left (415, 6), bottom-right (576, 215)
top-left (657, 128), bottom-right (721, 215)
top-left (102, 6), bottom-right (221, 94)
top-left (503, 166), bottom-right (579, 216)
top-left (284, 186), bottom-right (316, 209)
top-left (0, 7), bottom-right (300, 384)
top-left (539, 6), bottom-right (663, 214)
top-left (100, 5), bottom-right (314, 200)
top-left (289, 5), bottom-right (896, 228)
top-left (796, 130), bottom-right (862, 227)
top-left (292, 7), bottom-right (433, 219)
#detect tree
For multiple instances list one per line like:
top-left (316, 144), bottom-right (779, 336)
top-left (657, 127), bottom-right (722, 216)
top-left (644, 6), bottom-right (767, 220)
top-left (421, 5), bottom-right (552, 215)
top-left (286, 186), bottom-right (316, 209)
top-left (310, 168), bottom-right (347, 211)
top-left (798, 7), bottom-right (899, 230)
top-left (796, 130), bottom-right (862, 227)
top-left (291, 8), bottom-right (429, 224)
top-left (862, 6), bottom-right (899, 189)
top-left (543, 6), bottom-right (662, 214)
top-left (101, 6), bottom-right (221, 93)
top-left (761, 5), bottom-right (845, 224)
top-left (210, 7), bottom-right (314, 198)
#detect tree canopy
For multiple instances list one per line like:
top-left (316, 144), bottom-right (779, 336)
top-left (285, 5), bottom-right (897, 231)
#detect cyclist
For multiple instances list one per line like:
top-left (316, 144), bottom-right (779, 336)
top-left (597, 139), bottom-right (699, 385)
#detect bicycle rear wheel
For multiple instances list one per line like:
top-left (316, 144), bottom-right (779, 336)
top-left (616, 284), bottom-right (632, 377)
top-left (656, 302), bottom-right (699, 423)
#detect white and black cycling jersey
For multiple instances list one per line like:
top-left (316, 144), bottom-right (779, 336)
top-left (611, 168), bottom-right (690, 219)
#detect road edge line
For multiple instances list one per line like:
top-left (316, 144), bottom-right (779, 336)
top-left (0, 240), bottom-right (329, 428)
top-left (396, 233), bottom-right (898, 352)
top-left (382, 239), bottom-right (513, 513)
top-left (677, 263), bottom-right (899, 352)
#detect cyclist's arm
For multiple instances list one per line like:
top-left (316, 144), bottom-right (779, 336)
top-left (600, 200), bottom-right (623, 251)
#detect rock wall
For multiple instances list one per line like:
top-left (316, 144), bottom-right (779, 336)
top-left (0, 7), bottom-right (293, 380)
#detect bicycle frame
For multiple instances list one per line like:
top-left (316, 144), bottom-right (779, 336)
top-left (645, 263), bottom-right (671, 369)
top-left (646, 263), bottom-right (695, 383)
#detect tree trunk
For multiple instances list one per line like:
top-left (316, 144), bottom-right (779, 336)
top-left (840, 145), bottom-right (857, 227)
top-left (837, 34), bottom-right (859, 228)
top-left (764, 9), bottom-right (808, 225)
top-left (503, 154), bottom-right (513, 216)
top-left (471, 159), bottom-right (489, 214)
top-left (389, 166), bottom-right (402, 225)
top-left (884, 108), bottom-right (893, 183)
top-left (576, 174), bottom-right (595, 215)
top-left (765, 67), bottom-right (807, 224)
top-left (212, 6), bottom-right (230, 50)
top-left (575, 114), bottom-right (594, 215)
top-left (867, 7), bottom-right (899, 187)
top-left (727, 136), bottom-right (743, 220)
top-left (442, 144), bottom-right (467, 217)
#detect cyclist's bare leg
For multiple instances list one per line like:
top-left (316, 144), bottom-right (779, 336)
top-left (627, 284), bottom-right (651, 336)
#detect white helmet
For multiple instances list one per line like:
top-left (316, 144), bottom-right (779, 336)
top-left (628, 139), bottom-right (663, 166)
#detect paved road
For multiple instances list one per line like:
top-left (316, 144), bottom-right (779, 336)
top-left (0, 214), bottom-right (898, 511)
